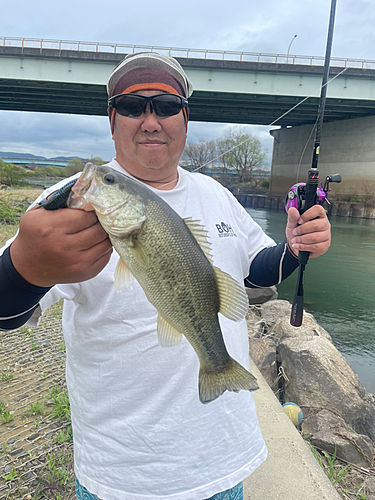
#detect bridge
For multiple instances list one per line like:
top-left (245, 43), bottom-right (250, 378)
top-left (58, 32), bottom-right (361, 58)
top-left (1, 37), bottom-right (375, 127)
top-left (1, 157), bottom-right (68, 167)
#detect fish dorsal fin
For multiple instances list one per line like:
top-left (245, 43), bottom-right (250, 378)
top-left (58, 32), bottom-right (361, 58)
top-left (213, 266), bottom-right (249, 321)
top-left (183, 217), bottom-right (213, 264)
top-left (157, 314), bottom-right (183, 347)
top-left (114, 258), bottom-right (134, 292)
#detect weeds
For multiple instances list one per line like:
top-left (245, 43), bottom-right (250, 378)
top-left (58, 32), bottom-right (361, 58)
top-left (321, 448), bottom-right (351, 485)
top-left (52, 426), bottom-right (73, 444)
top-left (3, 468), bottom-right (18, 482)
top-left (0, 364), bottom-right (14, 382)
top-left (0, 411), bottom-right (14, 424)
top-left (34, 450), bottom-right (73, 498)
top-left (47, 387), bottom-right (71, 423)
top-left (25, 401), bottom-right (44, 417)
top-left (308, 441), bottom-right (351, 487)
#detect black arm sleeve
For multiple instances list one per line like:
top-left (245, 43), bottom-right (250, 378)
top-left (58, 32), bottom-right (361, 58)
top-left (0, 246), bottom-right (52, 331)
top-left (245, 239), bottom-right (299, 288)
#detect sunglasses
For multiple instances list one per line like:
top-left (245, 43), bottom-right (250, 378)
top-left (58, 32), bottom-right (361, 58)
top-left (108, 93), bottom-right (189, 118)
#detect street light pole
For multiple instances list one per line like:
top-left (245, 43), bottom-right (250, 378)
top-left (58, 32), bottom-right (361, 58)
top-left (286, 34), bottom-right (297, 63)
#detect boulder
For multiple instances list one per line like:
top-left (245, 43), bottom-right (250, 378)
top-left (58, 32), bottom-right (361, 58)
top-left (278, 334), bottom-right (375, 442)
top-left (257, 299), bottom-right (292, 328)
top-left (364, 476), bottom-right (375, 499)
top-left (245, 286), bottom-right (278, 305)
top-left (246, 300), bottom-right (375, 444)
top-left (303, 409), bottom-right (374, 467)
top-left (249, 337), bottom-right (278, 388)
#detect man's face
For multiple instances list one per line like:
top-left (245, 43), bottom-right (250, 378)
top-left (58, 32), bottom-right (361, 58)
top-left (111, 90), bottom-right (187, 183)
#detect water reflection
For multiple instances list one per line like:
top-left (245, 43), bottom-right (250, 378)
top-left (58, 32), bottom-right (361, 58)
top-left (246, 208), bottom-right (375, 393)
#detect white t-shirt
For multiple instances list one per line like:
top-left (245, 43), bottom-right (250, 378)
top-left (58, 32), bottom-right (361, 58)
top-left (19, 160), bottom-right (275, 500)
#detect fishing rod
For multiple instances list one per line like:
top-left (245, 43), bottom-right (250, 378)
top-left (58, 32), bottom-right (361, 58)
top-left (289, 0), bottom-right (338, 327)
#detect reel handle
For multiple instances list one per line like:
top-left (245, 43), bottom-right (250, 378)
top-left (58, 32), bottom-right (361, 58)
top-left (326, 173), bottom-right (341, 183)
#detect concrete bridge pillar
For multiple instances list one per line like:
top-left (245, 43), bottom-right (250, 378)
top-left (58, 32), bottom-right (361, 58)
top-left (269, 115), bottom-right (375, 202)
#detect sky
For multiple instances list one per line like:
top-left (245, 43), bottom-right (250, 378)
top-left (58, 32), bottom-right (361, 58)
top-left (1, 0), bottom-right (374, 164)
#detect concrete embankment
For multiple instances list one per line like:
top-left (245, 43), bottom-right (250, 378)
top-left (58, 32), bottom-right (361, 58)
top-left (243, 359), bottom-right (341, 500)
top-left (235, 193), bottom-right (375, 219)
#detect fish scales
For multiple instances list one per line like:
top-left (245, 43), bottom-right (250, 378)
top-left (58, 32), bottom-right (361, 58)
top-left (112, 198), bottom-right (230, 368)
top-left (68, 163), bottom-right (258, 403)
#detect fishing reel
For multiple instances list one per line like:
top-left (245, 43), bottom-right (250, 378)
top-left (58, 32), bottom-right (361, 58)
top-left (285, 173), bottom-right (341, 213)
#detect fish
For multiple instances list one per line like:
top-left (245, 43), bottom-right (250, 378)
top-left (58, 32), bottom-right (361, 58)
top-left (68, 163), bottom-right (258, 404)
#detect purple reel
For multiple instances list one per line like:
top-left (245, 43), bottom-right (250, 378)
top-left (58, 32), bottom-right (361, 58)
top-left (285, 183), bottom-right (329, 213)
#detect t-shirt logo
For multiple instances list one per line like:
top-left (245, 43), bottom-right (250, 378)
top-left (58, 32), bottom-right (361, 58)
top-left (215, 222), bottom-right (237, 238)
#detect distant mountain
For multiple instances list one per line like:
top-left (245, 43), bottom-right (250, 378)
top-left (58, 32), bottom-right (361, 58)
top-left (49, 156), bottom-right (84, 161)
top-left (0, 152), bottom-right (84, 161)
top-left (0, 152), bottom-right (46, 160)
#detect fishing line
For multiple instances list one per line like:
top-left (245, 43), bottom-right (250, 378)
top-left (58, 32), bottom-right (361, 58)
top-left (156, 66), bottom-right (348, 190)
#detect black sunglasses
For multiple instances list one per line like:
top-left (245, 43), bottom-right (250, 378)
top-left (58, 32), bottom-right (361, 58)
top-left (108, 93), bottom-right (189, 118)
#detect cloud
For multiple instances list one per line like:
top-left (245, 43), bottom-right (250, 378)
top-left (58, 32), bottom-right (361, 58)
top-left (0, 111), bottom-right (115, 160)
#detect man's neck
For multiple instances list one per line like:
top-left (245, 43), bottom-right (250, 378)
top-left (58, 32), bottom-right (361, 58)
top-left (115, 160), bottom-right (179, 190)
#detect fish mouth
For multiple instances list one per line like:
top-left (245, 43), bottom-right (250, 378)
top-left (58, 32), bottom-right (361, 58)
top-left (69, 163), bottom-right (98, 209)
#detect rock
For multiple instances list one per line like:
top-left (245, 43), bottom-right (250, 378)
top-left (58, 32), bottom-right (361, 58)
top-left (271, 315), bottom-right (333, 344)
top-left (246, 299), bottom-right (375, 444)
top-left (258, 300), bottom-right (292, 328)
top-left (364, 476), bottom-right (375, 497)
top-left (245, 286), bottom-right (278, 305)
top-left (278, 334), bottom-right (375, 442)
top-left (303, 409), bottom-right (374, 467)
top-left (9, 448), bottom-right (23, 456)
top-left (249, 337), bottom-right (278, 387)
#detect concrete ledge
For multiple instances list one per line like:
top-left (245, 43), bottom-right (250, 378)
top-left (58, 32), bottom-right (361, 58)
top-left (243, 359), bottom-right (341, 500)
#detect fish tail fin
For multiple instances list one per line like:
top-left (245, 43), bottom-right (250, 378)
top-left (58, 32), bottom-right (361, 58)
top-left (198, 358), bottom-right (259, 404)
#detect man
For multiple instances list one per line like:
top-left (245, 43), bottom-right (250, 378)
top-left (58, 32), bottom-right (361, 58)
top-left (0, 53), bottom-right (331, 500)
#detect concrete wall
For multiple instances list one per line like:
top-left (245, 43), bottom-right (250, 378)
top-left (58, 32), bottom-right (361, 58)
top-left (269, 115), bottom-right (375, 199)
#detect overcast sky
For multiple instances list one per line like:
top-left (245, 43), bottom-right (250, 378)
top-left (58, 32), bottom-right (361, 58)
top-left (1, 0), bottom-right (374, 162)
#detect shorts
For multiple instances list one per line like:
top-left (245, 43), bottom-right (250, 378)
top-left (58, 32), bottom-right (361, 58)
top-left (75, 478), bottom-right (243, 500)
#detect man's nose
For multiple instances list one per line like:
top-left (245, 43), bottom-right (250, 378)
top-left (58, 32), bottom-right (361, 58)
top-left (141, 105), bottom-right (162, 132)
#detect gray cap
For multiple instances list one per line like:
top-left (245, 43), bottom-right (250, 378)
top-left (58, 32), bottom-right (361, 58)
top-left (107, 52), bottom-right (194, 98)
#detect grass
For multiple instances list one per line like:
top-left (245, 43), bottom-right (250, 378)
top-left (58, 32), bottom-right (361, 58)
top-left (47, 386), bottom-right (71, 423)
top-left (0, 411), bottom-right (14, 425)
top-left (0, 188), bottom-right (43, 246)
top-left (0, 364), bottom-right (14, 382)
top-left (24, 401), bottom-right (45, 417)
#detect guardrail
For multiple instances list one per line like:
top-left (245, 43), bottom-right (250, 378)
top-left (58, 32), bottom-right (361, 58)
top-left (1, 36), bottom-right (375, 70)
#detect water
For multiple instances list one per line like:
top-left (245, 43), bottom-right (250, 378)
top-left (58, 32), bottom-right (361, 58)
top-left (246, 208), bottom-right (375, 394)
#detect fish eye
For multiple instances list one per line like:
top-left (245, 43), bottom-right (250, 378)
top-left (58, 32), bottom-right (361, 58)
top-left (103, 173), bottom-right (115, 184)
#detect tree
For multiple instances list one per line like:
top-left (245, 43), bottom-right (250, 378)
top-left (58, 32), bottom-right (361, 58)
top-left (34, 166), bottom-right (65, 178)
top-left (216, 127), bottom-right (266, 184)
top-left (183, 140), bottom-right (216, 175)
top-left (63, 158), bottom-right (85, 177)
top-left (90, 157), bottom-right (106, 166)
top-left (0, 160), bottom-right (25, 186)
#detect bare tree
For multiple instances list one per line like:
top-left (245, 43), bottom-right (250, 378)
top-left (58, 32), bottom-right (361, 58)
top-left (216, 127), bottom-right (266, 184)
top-left (183, 140), bottom-right (216, 175)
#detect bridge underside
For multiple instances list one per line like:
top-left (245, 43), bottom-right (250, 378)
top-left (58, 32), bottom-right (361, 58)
top-left (1, 78), bottom-right (375, 127)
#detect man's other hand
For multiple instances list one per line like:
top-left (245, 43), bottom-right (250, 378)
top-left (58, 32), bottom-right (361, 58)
top-left (286, 205), bottom-right (331, 258)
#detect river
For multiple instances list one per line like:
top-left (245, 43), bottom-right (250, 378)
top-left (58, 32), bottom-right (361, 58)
top-left (246, 207), bottom-right (375, 395)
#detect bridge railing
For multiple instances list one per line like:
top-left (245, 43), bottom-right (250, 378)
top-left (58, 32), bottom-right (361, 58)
top-left (1, 36), bottom-right (375, 70)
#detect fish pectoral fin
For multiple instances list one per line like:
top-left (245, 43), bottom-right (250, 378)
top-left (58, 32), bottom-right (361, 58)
top-left (214, 266), bottom-right (249, 321)
top-left (157, 314), bottom-right (183, 347)
top-left (183, 217), bottom-right (213, 264)
top-left (131, 239), bottom-right (150, 268)
top-left (114, 258), bottom-right (134, 292)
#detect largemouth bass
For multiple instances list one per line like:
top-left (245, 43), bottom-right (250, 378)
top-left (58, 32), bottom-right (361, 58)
top-left (68, 163), bottom-right (258, 403)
